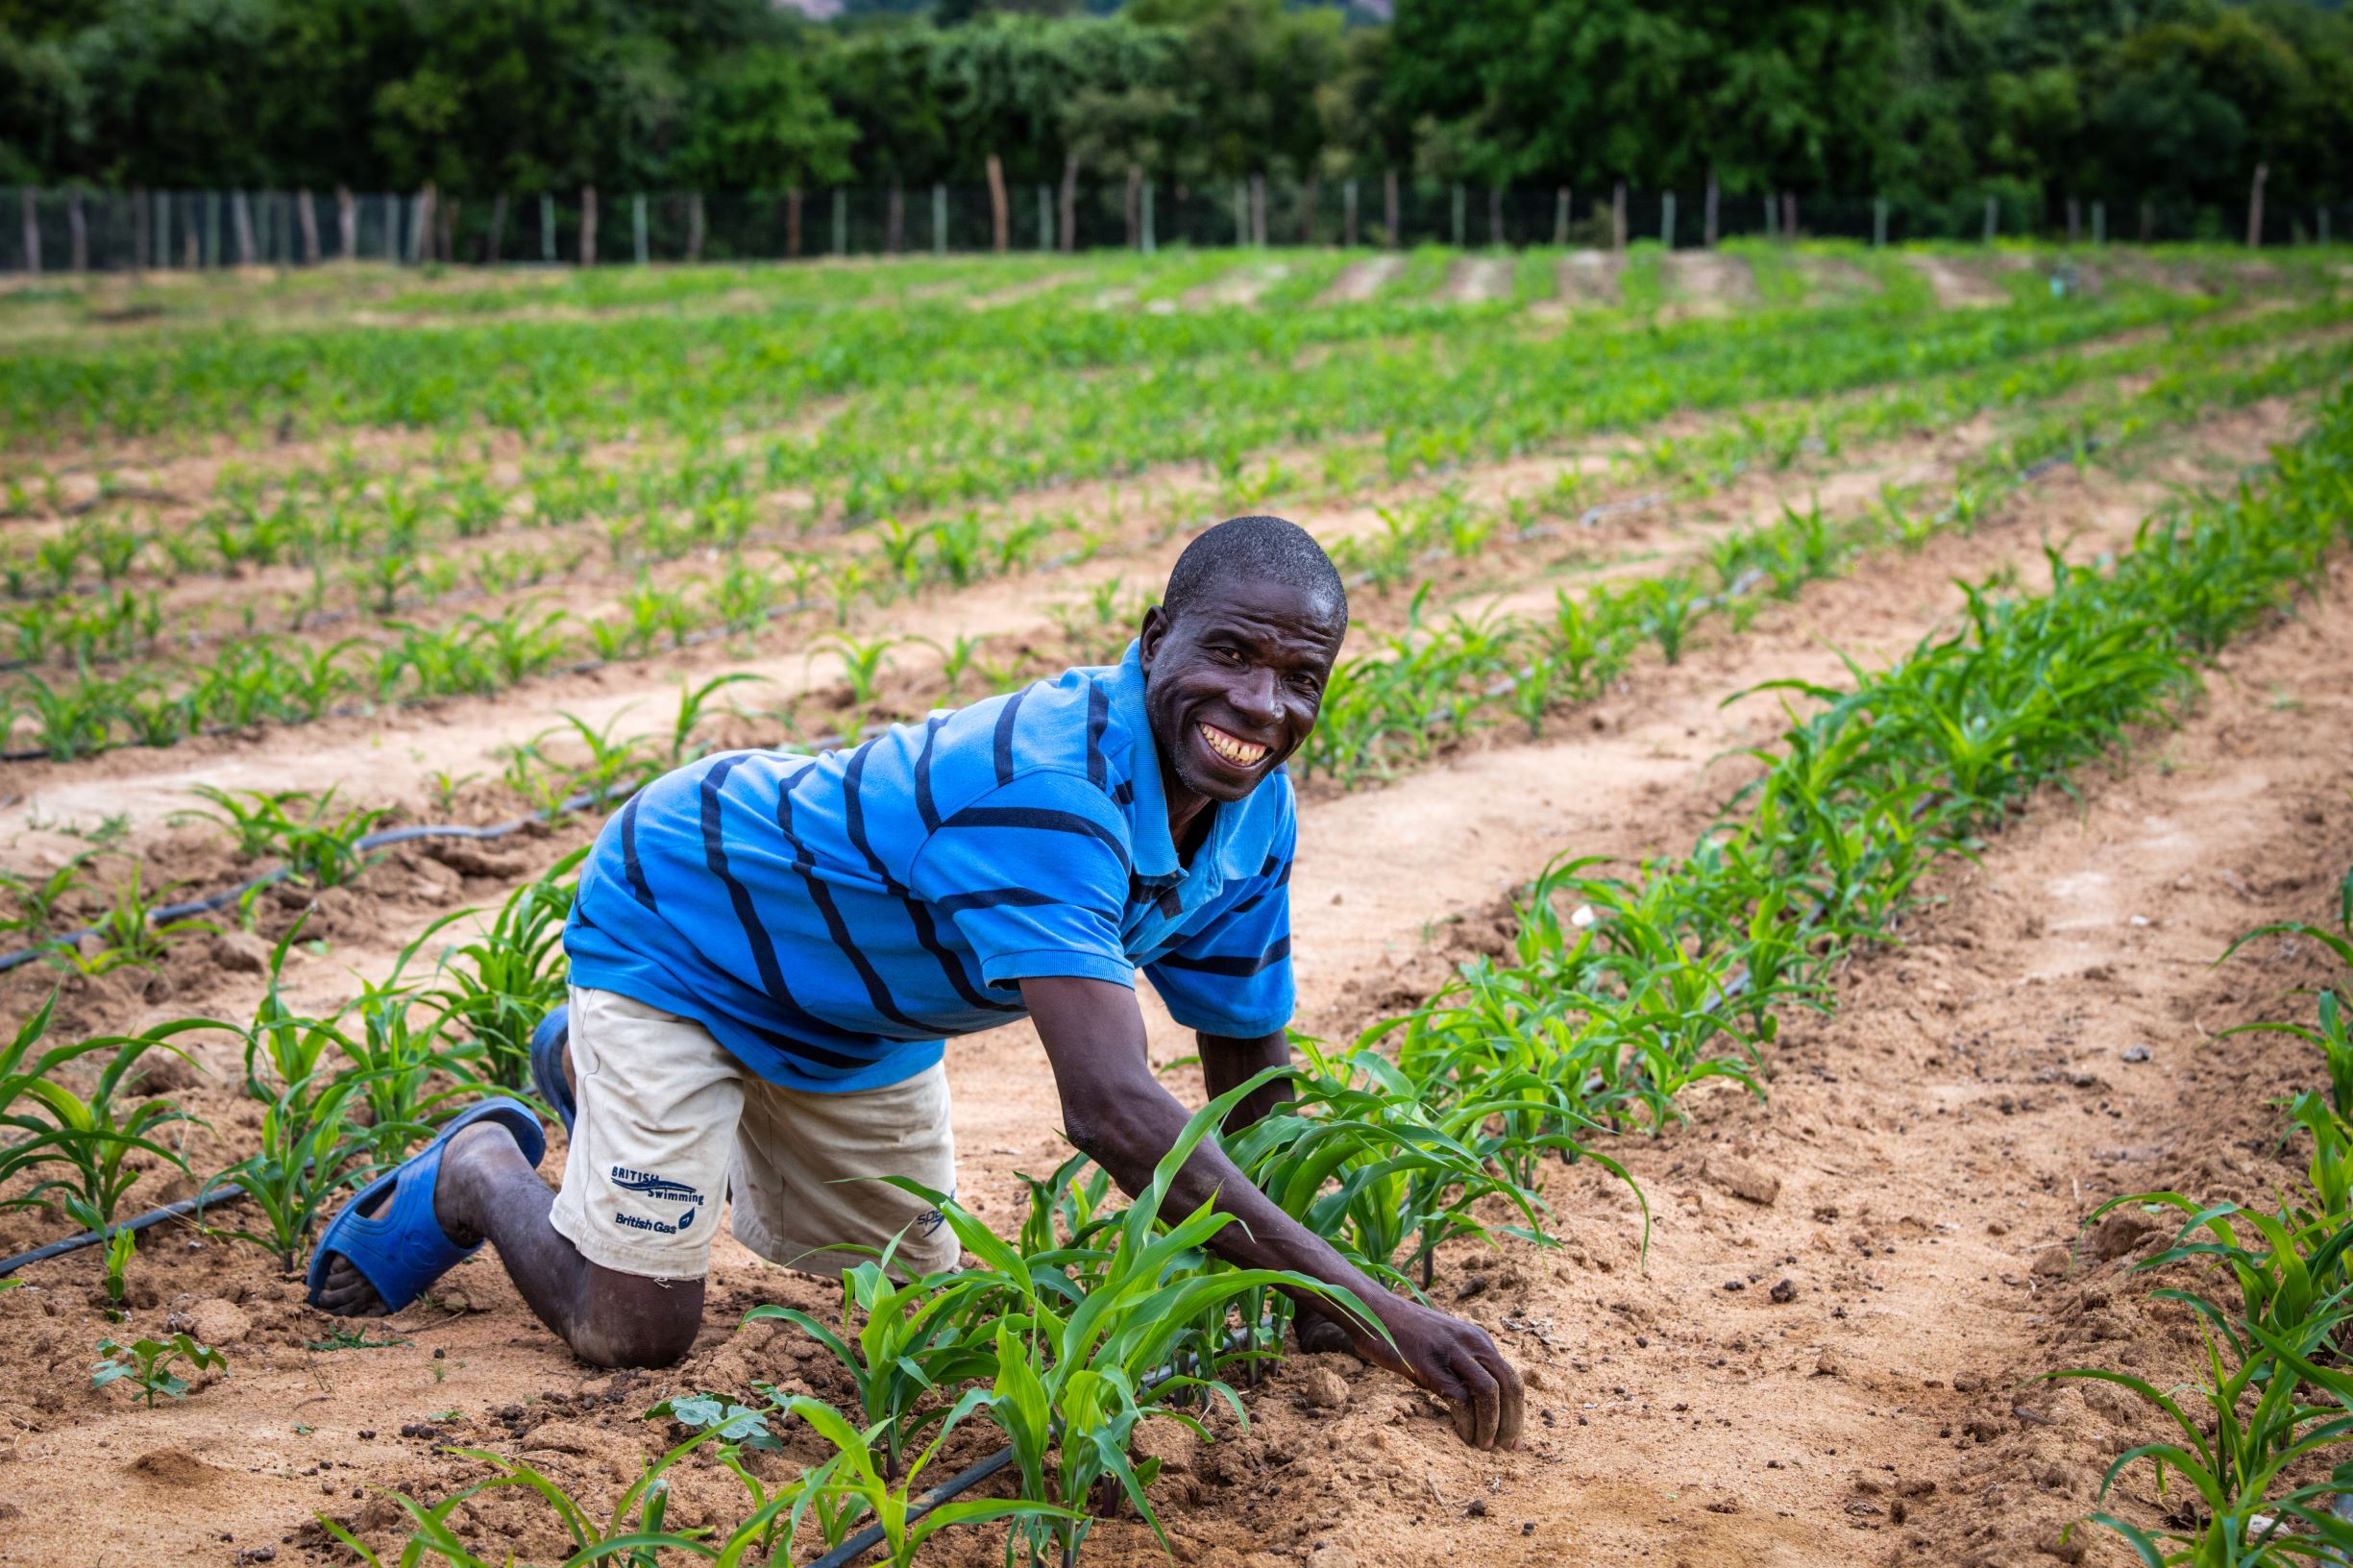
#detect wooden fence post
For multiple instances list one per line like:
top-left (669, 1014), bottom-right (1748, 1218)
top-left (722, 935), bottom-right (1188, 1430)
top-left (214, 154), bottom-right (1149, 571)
top-left (1781, 191), bottom-right (1798, 239)
top-left (132, 185), bottom-right (149, 273)
top-left (1554, 185), bottom-right (1568, 246)
top-left (885, 184), bottom-right (904, 255)
top-left (1450, 182), bottom-right (1464, 247)
top-left (986, 154), bottom-right (1008, 254)
top-left (19, 188), bottom-right (38, 277)
top-left (632, 192), bottom-right (650, 264)
top-left (411, 186), bottom-right (432, 263)
top-left (1059, 153), bottom-right (1080, 255)
top-left (1125, 166), bottom-right (1141, 249)
top-left (579, 184), bottom-right (597, 266)
top-left (1660, 191), bottom-right (1676, 250)
top-left (835, 187), bottom-right (847, 256)
top-left (932, 184), bottom-right (947, 256)
top-left (487, 193), bottom-right (509, 265)
top-left (336, 187), bottom-right (355, 258)
top-left (1141, 180), bottom-right (1156, 255)
top-left (1250, 173), bottom-right (1267, 248)
top-left (1384, 168), bottom-right (1399, 248)
top-left (67, 189), bottom-right (86, 274)
top-left (2246, 162), bottom-right (2267, 248)
top-left (1344, 179), bottom-right (1359, 247)
top-left (233, 189), bottom-right (257, 265)
top-left (2092, 201), bottom-right (2105, 246)
top-left (1704, 171), bottom-right (1720, 248)
top-left (787, 187), bottom-right (803, 259)
top-left (1610, 182), bottom-right (1627, 251)
top-left (157, 190), bottom-right (171, 269)
top-left (1982, 194), bottom-right (1998, 243)
top-left (686, 192), bottom-right (704, 263)
top-left (297, 189), bottom-right (320, 263)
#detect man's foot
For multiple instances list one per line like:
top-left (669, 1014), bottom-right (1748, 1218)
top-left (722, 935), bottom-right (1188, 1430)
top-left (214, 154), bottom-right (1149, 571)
top-left (311, 1120), bottom-right (507, 1317)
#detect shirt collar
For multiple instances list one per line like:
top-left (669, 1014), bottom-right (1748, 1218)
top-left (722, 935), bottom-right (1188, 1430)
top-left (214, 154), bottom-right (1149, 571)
top-left (1112, 641), bottom-right (1181, 883)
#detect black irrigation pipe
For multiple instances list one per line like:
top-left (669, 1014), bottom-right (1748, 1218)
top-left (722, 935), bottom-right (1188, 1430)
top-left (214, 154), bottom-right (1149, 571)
top-left (0, 790), bottom-right (617, 975)
top-left (0, 1184), bottom-right (247, 1278)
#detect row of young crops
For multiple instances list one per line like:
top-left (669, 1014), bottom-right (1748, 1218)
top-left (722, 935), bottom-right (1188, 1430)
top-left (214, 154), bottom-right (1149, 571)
top-left (8, 280), bottom-right (2341, 766)
top-left (8, 331), bottom-right (2350, 1563)
top-left (4, 291), bottom-right (2342, 974)
top-left (6, 239), bottom-right (2022, 450)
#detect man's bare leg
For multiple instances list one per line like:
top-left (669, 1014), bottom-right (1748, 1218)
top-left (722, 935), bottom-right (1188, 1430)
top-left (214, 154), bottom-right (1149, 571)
top-left (312, 1123), bottom-right (703, 1368)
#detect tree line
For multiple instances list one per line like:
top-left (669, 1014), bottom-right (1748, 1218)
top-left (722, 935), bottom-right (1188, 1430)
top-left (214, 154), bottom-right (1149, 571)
top-left (2, 0), bottom-right (2347, 235)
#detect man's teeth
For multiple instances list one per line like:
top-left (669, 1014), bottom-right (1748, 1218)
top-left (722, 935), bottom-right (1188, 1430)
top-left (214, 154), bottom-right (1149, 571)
top-left (1199, 723), bottom-right (1266, 766)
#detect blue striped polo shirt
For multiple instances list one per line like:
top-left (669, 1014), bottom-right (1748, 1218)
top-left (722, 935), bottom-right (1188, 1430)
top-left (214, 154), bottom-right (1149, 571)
top-left (564, 641), bottom-right (1297, 1092)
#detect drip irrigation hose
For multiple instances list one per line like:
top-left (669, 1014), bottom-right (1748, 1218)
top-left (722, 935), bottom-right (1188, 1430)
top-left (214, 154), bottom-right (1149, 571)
top-left (0, 1184), bottom-right (247, 1278)
top-left (0, 704), bottom-right (891, 978)
top-left (0, 790), bottom-right (621, 975)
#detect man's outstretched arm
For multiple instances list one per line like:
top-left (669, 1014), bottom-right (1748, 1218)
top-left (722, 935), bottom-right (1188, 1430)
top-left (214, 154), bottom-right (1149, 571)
top-left (1021, 974), bottom-right (1524, 1451)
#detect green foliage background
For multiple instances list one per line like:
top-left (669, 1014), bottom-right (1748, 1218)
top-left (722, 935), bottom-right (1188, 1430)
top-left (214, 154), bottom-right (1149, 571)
top-left (0, 0), bottom-right (2345, 219)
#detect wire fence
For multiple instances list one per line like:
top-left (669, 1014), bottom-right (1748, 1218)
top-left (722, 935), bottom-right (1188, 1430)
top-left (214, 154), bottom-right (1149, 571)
top-left (6, 181), bottom-right (2347, 275)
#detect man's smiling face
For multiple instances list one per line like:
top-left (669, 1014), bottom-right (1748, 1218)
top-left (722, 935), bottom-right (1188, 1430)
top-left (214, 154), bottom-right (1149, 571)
top-left (1138, 576), bottom-right (1346, 807)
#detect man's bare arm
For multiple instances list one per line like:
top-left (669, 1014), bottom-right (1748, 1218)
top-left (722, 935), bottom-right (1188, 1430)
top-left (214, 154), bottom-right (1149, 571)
top-left (1197, 1027), bottom-right (1293, 1131)
top-left (1021, 974), bottom-right (1523, 1451)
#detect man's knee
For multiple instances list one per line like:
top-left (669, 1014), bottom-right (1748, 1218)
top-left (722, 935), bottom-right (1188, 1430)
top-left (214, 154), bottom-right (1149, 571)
top-left (566, 1267), bottom-right (704, 1368)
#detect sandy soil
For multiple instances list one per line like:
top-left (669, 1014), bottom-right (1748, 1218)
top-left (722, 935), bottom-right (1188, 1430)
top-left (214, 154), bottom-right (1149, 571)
top-left (1659, 252), bottom-right (1759, 314)
top-left (1555, 251), bottom-right (1623, 308)
top-left (0, 390), bottom-right (2329, 1565)
top-left (1908, 257), bottom-right (2013, 309)
top-left (1317, 258), bottom-right (1403, 306)
top-left (1436, 258), bottom-right (1513, 306)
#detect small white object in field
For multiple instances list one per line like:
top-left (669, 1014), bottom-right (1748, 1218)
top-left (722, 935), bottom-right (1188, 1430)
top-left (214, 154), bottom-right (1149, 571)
top-left (1570, 905), bottom-right (1596, 928)
top-left (2121, 1043), bottom-right (2152, 1063)
top-left (2129, 915), bottom-right (2152, 927)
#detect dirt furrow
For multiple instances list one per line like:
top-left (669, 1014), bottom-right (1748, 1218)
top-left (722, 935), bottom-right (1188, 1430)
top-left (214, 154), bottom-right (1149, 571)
top-left (0, 387), bottom-right (2319, 1568)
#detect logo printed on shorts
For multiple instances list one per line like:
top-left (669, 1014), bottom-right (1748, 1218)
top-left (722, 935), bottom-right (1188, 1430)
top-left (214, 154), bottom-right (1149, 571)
top-left (610, 1165), bottom-right (704, 1205)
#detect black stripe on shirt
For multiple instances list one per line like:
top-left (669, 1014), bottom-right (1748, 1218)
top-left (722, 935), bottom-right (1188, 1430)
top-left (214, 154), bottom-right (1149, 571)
top-left (842, 735), bottom-right (904, 893)
top-left (777, 750), bottom-right (934, 1037)
top-left (1156, 936), bottom-right (1291, 977)
top-left (913, 714), bottom-right (947, 834)
top-left (935, 886), bottom-right (1066, 916)
top-left (620, 793), bottom-right (658, 912)
top-left (697, 756), bottom-right (878, 1070)
top-left (942, 803), bottom-right (1131, 872)
top-left (1084, 681), bottom-right (1109, 789)
top-left (903, 895), bottom-right (1026, 1013)
top-left (993, 687), bottom-right (1027, 785)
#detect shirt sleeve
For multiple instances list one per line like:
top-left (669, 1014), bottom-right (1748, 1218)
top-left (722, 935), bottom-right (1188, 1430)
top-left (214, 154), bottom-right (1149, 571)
top-left (907, 772), bottom-right (1137, 992)
top-left (1144, 854), bottom-right (1296, 1039)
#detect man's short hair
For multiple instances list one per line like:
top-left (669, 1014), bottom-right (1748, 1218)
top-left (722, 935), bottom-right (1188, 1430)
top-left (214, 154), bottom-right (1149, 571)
top-left (1161, 514), bottom-right (1349, 633)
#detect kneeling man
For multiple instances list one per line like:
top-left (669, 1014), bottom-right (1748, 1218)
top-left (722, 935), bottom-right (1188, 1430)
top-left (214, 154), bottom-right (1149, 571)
top-left (311, 514), bottom-right (1521, 1449)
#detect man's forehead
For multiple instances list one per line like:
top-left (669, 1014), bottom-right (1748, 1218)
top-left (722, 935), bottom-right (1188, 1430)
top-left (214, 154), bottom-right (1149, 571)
top-left (1170, 581), bottom-right (1343, 641)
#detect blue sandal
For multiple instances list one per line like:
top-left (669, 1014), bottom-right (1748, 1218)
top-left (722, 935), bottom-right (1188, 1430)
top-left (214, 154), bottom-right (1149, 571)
top-left (529, 1004), bottom-right (576, 1136)
top-left (306, 1097), bottom-right (546, 1314)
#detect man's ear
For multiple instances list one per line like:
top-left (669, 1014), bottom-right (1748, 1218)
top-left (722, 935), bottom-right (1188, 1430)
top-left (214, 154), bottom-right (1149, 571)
top-left (1138, 604), bottom-right (1167, 670)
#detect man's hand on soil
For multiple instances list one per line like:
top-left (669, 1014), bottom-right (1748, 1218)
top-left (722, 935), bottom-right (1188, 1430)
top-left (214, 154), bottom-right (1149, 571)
top-left (1298, 1294), bottom-right (1525, 1451)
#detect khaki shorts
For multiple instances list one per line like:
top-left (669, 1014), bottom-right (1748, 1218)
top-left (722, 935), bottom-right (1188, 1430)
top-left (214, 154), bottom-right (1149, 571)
top-left (548, 986), bottom-right (958, 1281)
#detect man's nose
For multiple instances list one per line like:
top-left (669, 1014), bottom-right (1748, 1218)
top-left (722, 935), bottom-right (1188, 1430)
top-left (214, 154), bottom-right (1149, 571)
top-left (1229, 666), bottom-right (1279, 722)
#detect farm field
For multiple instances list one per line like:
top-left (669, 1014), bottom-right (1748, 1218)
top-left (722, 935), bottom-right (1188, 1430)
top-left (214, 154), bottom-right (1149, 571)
top-left (3, 242), bottom-right (2353, 1568)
